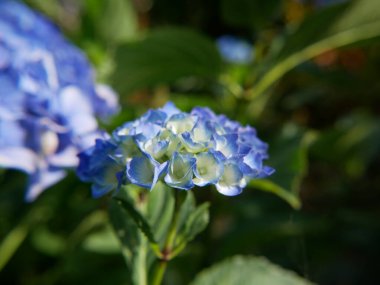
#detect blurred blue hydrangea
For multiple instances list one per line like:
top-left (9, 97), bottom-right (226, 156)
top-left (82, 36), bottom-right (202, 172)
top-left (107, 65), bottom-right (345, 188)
top-left (297, 0), bottom-right (347, 6)
top-left (77, 102), bottom-right (274, 198)
top-left (216, 36), bottom-right (254, 64)
top-left (0, 1), bottom-right (119, 201)
top-left (315, 0), bottom-right (347, 6)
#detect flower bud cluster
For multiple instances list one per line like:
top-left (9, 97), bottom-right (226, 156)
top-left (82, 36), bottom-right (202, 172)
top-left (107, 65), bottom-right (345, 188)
top-left (78, 102), bottom-right (274, 198)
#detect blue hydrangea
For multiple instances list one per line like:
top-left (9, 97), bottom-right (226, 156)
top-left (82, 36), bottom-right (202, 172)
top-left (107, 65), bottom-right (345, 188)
top-left (77, 102), bottom-right (274, 198)
top-left (216, 35), bottom-right (254, 64)
top-left (0, 1), bottom-right (119, 201)
top-left (296, 0), bottom-right (347, 6)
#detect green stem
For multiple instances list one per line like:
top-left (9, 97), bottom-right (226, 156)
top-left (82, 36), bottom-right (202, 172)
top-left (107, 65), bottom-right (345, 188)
top-left (0, 221), bottom-right (29, 271)
top-left (246, 22), bottom-right (380, 100)
top-left (151, 261), bottom-right (167, 285)
top-left (150, 190), bottom-right (181, 285)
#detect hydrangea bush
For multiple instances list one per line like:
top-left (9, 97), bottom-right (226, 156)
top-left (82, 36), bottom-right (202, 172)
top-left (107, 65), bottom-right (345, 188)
top-left (78, 102), bottom-right (274, 197)
top-left (0, 1), bottom-right (119, 201)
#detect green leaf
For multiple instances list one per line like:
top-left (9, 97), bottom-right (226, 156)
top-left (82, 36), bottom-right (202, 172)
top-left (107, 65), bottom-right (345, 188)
top-left (191, 255), bottom-right (313, 285)
top-left (184, 202), bottom-right (210, 241)
top-left (112, 27), bottom-right (222, 94)
top-left (97, 0), bottom-right (138, 44)
top-left (248, 0), bottom-right (380, 99)
top-left (147, 182), bottom-right (175, 245)
top-left (176, 191), bottom-right (196, 235)
top-left (311, 113), bottom-right (380, 178)
top-left (109, 189), bottom-right (153, 285)
top-left (108, 199), bottom-right (139, 266)
top-left (82, 225), bottom-right (120, 254)
top-left (31, 226), bottom-right (66, 256)
top-left (249, 179), bottom-right (301, 210)
top-left (113, 196), bottom-right (157, 244)
top-left (250, 126), bottom-right (317, 209)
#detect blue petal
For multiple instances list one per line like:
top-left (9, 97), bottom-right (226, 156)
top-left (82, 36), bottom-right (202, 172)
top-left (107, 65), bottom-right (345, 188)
top-left (92, 163), bottom-right (124, 198)
top-left (238, 126), bottom-right (268, 154)
top-left (241, 150), bottom-right (263, 177)
top-left (126, 155), bottom-right (163, 190)
top-left (160, 101), bottom-right (181, 118)
top-left (191, 120), bottom-right (214, 143)
top-left (216, 35), bottom-right (254, 64)
top-left (0, 119), bottom-right (25, 147)
top-left (25, 168), bottom-right (66, 202)
top-left (48, 146), bottom-right (78, 167)
top-left (140, 109), bottom-right (167, 125)
top-left (181, 132), bottom-right (206, 153)
top-left (215, 162), bottom-right (246, 196)
top-left (59, 86), bottom-right (98, 134)
top-left (190, 106), bottom-right (217, 121)
top-left (94, 84), bottom-right (119, 119)
top-left (193, 151), bottom-right (224, 186)
top-left (0, 147), bottom-right (37, 173)
top-left (164, 152), bottom-right (195, 190)
top-left (215, 184), bottom-right (243, 196)
top-left (134, 122), bottom-right (161, 140)
top-left (77, 138), bottom-right (121, 196)
top-left (112, 135), bottom-right (141, 163)
top-left (140, 137), bottom-right (169, 161)
top-left (257, 166), bottom-right (276, 178)
top-left (214, 134), bottom-right (239, 158)
top-left (157, 129), bottom-right (181, 156)
top-left (217, 115), bottom-right (240, 133)
top-left (166, 113), bottom-right (197, 135)
top-left (0, 75), bottom-right (24, 120)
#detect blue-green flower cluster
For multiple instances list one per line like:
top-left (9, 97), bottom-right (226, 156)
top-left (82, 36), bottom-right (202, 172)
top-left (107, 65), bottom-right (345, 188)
top-left (0, 1), bottom-right (119, 201)
top-left (77, 102), bottom-right (274, 198)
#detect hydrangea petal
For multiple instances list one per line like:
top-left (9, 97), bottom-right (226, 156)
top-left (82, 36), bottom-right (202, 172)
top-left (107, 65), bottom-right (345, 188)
top-left (215, 134), bottom-right (239, 158)
top-left (215, 162), bottom-right (246, 196)
top-left (126, 155), bottom-right (165, 190)
top-left (193, 151), bottom-right (224, 186)
top-left (181, 132), bottom-right (207, 153)
top-left (160, 101), bottom-right (181, 117)
top-left (25, 169), bottom-right (66, 202)
top-left (0, 147), bottom-right (38, 173)
top-left (164, 152), bottom-right (195, 190)
top-left (166, 113), bottom-right (197, 135)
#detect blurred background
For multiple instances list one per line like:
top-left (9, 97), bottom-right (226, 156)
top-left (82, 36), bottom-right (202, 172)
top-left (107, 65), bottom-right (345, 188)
top-left (1, 0), bottom-right (380, 284)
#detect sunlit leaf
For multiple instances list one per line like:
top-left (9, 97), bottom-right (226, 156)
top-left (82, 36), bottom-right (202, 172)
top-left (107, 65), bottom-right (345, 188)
top-left (112, 27), bottom-right (222, 94)
top-left (191, 255), bottom-right (313, 285)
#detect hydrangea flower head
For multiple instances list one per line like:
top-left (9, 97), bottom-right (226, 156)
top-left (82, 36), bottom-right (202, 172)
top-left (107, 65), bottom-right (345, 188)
top-left (77, 102), bottom-right (274, 198)
top-left (217, 35), bottom-right (254, 64)
top-left (0, 1), bottom-right (119, 201)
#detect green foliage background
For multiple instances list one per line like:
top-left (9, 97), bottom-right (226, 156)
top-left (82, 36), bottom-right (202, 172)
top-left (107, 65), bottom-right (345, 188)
top-left (1, 0), bottom-right (380, 284)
